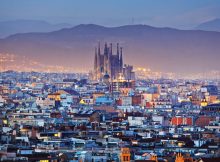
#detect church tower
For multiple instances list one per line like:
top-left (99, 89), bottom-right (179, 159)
top-left (97, 42), bottom-right (102, 80)
top-left (104, 42), bottom-right (109, 74)
top-left (116, 43), bottom-right (120, 58)
top-left (94, 47), bottom-right (98, 80)
top-left (120, 47), bottom-right (123, 72)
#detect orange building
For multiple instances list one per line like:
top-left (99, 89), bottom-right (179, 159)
top-left (171, 117), bottom-right (193, 126)
top-left (120, 148), bottom-right (130, 162)
top-left (175, 153), bottom-right (193, 162)
top-left (48, 92), bottom-right (61, 101)
top-left (195, 116), bottom-right (215, 127)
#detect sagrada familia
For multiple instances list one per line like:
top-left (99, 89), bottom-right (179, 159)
top-left (93, 42), bottom-right (123, 81)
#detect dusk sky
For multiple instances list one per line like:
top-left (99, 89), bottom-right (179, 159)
top-left (1, 0), bottom-right (220, 29)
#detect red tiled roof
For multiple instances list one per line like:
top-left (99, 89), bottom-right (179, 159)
top-left (195, 116), bottom-right (215, 127)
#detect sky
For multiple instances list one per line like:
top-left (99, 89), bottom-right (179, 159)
top-left (0, 0), bottom-right (220, 29)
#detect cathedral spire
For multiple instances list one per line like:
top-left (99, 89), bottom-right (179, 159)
top-left (120, 47), bottom-right (123, 71)
top-left (94, 47), bottom-right (97, 69)
top-left (94, 47), bottom-right (98, 79)
top-left (117, 43), bottom-right (119, 56)
top-left (98, 42), bottom-right (101, 56)
top-left (104, 42), bottom-right (108, 56)
top-left (95, 47), bottom-right (97, 55)
top-left (110, 43), bottom-right (113, 55)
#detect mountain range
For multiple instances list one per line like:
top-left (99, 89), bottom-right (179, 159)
top-left (0, 24), bottom-right (220, 74)
top-left (0, 20), bottom-right (72, 38)
top-left (196, 18), bottom-right (220, 32)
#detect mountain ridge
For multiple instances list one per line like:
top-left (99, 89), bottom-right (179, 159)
top-left (0, 19), bottom-right (72, 38)
top-left (195, 18), bottom-right (220, 32)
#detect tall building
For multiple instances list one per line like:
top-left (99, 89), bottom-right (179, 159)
top-left (123, 64), bottom-right (135, 81)
top-left (94, 42), bottom-right (123, 81)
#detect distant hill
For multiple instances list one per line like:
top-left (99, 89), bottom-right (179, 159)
top-left (0, 24), bottom-right (220, 74)
top-left (0, 20), bottom-right (72, 38)
top-left (195, 18), bottom-right (220, 32)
